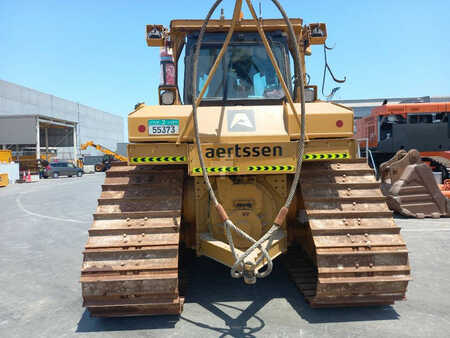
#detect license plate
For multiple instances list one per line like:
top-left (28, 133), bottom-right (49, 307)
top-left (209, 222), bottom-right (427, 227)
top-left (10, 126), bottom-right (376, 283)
top-left (148, 119), bottom-right (179, 135)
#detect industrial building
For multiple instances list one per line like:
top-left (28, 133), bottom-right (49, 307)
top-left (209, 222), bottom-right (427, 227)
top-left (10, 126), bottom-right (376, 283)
top-left (0, 79), bottom-right (124, 161)
top-left (335, 96), bottom-right (450, 119)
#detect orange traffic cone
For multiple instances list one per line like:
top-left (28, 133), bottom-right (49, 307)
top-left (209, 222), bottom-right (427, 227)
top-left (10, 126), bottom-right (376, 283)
top-left (22, 171), bottom-right (26, 182)
top-left (440, 179), bottom-right (450, 199)
top-left (27, 170), bottom-right (32, 183)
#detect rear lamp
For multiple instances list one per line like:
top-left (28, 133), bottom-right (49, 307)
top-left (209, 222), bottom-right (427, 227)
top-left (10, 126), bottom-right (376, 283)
top-left (336, 120), bottom-right (344, 128)
top-left (138, 125), bottom-right (146, 133)
top-left (161, 90), bottom-right (175, 105)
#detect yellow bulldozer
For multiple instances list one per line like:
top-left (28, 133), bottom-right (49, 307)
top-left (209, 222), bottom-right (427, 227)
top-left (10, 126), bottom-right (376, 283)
top-left (80, 0), bottom-right (411, 317)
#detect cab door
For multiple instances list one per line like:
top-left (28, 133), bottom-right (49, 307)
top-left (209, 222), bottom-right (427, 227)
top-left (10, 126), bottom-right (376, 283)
top-left (59, 163), bottom-right (70, 176)
top-left (66, 163), bottom-right (76, 176)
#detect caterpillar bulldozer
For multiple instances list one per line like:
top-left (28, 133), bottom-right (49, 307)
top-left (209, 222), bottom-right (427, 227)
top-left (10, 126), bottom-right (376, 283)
top-left (80, 0), bottom-right (410, 317)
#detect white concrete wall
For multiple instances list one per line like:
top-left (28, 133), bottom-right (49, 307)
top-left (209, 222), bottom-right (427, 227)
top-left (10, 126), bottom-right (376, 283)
top-left (0, 79), bottom-right (124, 158)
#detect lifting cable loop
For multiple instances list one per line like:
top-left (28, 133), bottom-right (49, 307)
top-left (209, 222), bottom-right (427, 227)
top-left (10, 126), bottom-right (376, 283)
top-left (192, 0), bottom-right (307, 280)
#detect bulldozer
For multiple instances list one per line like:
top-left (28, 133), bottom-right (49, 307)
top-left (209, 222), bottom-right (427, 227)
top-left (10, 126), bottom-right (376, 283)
top-left (80, 0), bottom-right (411, 317)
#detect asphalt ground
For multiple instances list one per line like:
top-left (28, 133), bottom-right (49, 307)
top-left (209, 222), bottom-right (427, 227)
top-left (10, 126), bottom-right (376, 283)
top-left (0, 174), bottom-right (449, 338)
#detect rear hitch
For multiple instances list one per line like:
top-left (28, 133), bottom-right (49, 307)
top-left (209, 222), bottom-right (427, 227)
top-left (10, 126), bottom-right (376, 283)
top-left (243, 263), bottom-right (257, 285)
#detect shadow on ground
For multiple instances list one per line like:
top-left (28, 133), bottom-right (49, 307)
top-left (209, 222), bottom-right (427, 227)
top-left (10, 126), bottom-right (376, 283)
top-left (77, 255), bottom-right (400, 335)
top-left (76, 310), bottom-right (179, 332)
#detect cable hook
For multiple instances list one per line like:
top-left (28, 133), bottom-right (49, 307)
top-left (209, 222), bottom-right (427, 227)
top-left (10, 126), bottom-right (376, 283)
top-left (321, 43), bottom-right (346, 98)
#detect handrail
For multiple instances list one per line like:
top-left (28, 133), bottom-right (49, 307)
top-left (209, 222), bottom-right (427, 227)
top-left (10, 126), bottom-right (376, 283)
top-left (357, 138), bottom-right (378, 177)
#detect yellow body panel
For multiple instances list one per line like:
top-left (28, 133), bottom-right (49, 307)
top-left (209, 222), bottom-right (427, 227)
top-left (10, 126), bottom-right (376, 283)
top-left (286, 102), bottom-right (353, 138)
top-left (0, 173), bottom-right (8, 187)
top-left (169, 18), bottom-right (304, 34)
top-left (128, 102), bottom-right (354, 143)
top-left (0, 150), bottom-right (12, 163)
top-left (128, 138), bottom-right (358, 175)
top-left (188, 142), bottom-right (297, 176)
top-left (128, 143), bottom-right (188, 165)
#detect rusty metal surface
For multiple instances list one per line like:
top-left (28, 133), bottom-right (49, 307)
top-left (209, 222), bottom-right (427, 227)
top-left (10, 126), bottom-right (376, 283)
top-left (380, 150), bottom-right (449, 218)
top-left (285, 159), bottom-right (411, 307)
top-left (81, 163), bottom-right (185, 317)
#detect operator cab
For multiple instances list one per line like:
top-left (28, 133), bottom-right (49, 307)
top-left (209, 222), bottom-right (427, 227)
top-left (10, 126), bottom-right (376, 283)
top-left (184, 31), bottom-right (292, 106)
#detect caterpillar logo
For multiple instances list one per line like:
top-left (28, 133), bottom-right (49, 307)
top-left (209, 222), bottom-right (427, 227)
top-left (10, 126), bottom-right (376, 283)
top-left (303, 152), bottom-right (350, 161)
top-left (248, 165), bottom-right (295, 172)
top-left (130, 156), bottom-right (186, 163)
top-left (193, 167), bottom-right (239, 174)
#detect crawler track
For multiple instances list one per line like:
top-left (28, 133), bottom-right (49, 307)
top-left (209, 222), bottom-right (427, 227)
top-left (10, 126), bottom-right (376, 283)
top-left (428, 156), bottom-right (450, 182)
top-left (429, 156), bottom-right (450, 170)
top-left (285, 159), bottom-right (411, 307)
top-left (81, 163), bottom-right (185, 317)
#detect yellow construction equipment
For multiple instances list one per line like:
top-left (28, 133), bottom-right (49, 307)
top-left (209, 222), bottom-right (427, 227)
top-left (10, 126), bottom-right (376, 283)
top-left (0, 173), bottom-right (8, 187)
top-left (0, 150), bottom-right (12, 163)
top-left (80, 141), bottom-right (127, 163)
top-left (81, 0), bottom-right (410, 317)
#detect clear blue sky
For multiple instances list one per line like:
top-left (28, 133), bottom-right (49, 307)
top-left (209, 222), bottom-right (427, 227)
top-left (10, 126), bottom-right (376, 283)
top-left (1, 0), bottom-right (449, 137)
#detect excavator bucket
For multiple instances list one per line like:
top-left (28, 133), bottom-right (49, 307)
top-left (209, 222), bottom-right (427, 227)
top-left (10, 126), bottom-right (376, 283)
top-left (380, 150), bottom-right (450, 218)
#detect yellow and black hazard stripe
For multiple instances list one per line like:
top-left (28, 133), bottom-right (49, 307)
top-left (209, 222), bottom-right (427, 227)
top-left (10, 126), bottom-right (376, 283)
top-left (248, 165), bottom-right (295, 172)
top-left (193, 167), bottom-right (239, 174)
top-left (303, 152), bottom-right (350, 161)
top-left (130, 156), bottom-right (186, 164)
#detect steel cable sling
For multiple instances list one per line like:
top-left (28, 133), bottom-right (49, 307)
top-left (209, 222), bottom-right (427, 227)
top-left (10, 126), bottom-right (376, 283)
top-left (192, 0), bottom-right (307, 281)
